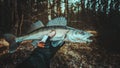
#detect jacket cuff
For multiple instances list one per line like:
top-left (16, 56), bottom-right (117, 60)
top-left (40, 35), bottom-right (49, 43)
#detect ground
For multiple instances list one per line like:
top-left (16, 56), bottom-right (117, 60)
top-left (0, 30), bottom-right (120, 68)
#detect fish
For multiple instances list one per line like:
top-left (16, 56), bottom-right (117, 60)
top-left (3, 17), bottom-right (93, 53)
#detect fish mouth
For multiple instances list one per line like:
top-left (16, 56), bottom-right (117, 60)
top-left (86, 30), bottom-right (97, 36)
top-left (87, 30), bottom-right (97, 42)
top-left (87, 36), bottom-right (93, 42)
top-left (75, 35), bottom-right (93, 43)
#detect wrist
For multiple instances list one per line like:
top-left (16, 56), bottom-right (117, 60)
top-left (41, 35), bottom-right (49, 43)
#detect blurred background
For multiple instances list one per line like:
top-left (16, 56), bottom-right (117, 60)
top-left (0, 0), bottom-right (120, 68)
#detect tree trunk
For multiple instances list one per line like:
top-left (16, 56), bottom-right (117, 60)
top-left (48, 0), bottom-right (52, 20)
top-left (64, 0), bottom-right (68, 20)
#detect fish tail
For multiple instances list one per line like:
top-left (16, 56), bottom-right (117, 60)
top-left (3, 34), bottom-right (20, 53)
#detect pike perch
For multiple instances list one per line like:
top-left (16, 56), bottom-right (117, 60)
top-left (4, 17), bottom-right (93, 53)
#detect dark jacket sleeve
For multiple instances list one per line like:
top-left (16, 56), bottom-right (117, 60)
top-left (16, 47), bottom-right (49, 68)
top-left (16, 40), bottom-right (65, 68)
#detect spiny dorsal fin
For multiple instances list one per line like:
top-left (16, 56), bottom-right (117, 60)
top-left (27, 20), bottom-right (44, 33)
top-left (47, 17), bottom-right (67, 26)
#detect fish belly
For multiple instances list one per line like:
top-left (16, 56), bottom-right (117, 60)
top-left (16, 28), bottom-right (69, 42)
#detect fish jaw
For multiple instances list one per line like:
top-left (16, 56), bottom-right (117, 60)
top-left (65, 29), bottom-right (93, 43)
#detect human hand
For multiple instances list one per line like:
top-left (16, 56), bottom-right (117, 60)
top-left (36, 30), bottom-right (65, 59)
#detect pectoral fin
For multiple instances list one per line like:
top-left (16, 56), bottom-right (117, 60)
top-left (51, 40), bottom-right (65, 47)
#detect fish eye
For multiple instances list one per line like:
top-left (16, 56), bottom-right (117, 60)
top-left (79, 31), bottom-right (85, 35)
top-left (77, 38), bottom-right (80, 40)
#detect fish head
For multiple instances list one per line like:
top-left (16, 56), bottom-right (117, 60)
top-left (66, 30), bottom-right (93, 43)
